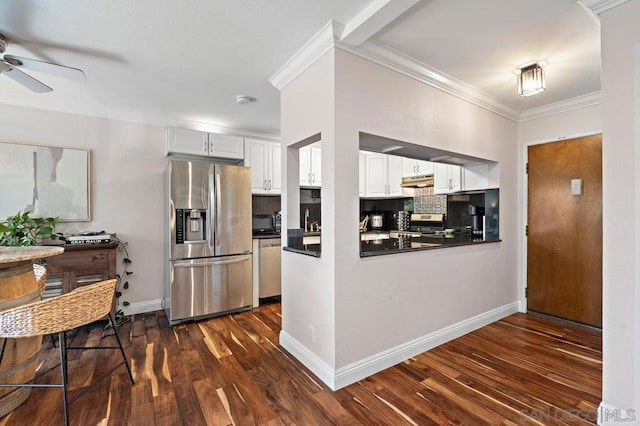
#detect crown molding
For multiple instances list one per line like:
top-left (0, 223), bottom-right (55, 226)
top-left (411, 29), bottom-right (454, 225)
top-left (270, 22), bottom-right (601, 124)
top-left (268, 21), bottom-right (342, 91)
top-left (519, 91), bottom-right (602, 122)
top-left (578, 0), bottom-right (632, 14)
top-left (343, 40), bottom-right (522, 122)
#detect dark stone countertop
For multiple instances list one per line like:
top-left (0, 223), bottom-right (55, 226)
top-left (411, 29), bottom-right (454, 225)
top-left (361, 233), bottom-right (501, 257)
top-left (283, 243), bottom-right (321, 258)
top-left (252, 233), bottom-right (281, 240)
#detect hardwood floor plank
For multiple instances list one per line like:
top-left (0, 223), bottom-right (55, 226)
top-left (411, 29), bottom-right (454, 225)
top-left (153, 390), bottom-right (182, 426)
top-left (130, 379), bottom-right (156, 426)
top-left (192, 378), bottom-right (233, 426)
top-left (337, 382), bottom-right (414, 425)
top-left (217, 384), bottom-right (255, 425)
top-left (0, 306), bottom-right (601, 425)
top-left (217, 355), bottom-right (278, 424)
top-left (312, 389), bottom-right (362, 425)
top-left (106, 369), bottom-right (132, 426)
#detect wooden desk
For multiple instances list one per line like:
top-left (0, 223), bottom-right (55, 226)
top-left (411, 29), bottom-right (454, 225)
top-left (0, 246), bottom-right (64, 417)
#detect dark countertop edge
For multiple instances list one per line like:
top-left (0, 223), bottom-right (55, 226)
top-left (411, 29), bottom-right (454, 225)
top-left (252, 234), bottom-right (282, 240)
top-left (360, 238), bottom-right (502, 257)
top-left (283, 246), bottom-right (321, 258)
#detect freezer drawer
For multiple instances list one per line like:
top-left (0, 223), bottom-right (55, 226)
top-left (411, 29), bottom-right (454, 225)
top-left (168, 254), bottom-right (252, 324)
top-left (259, 238), bottom-right (281, 299)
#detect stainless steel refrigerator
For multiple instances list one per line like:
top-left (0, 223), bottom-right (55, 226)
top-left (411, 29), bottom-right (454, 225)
top-left (164, 160), bottom-right (252, 325)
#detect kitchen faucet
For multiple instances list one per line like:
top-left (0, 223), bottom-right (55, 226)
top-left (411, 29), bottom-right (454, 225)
top-left (304, 209), bottom-right (310, 232)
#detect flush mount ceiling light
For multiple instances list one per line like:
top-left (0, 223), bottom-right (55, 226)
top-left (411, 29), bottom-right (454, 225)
top-left (236, 95), bottom-right (256, 105)
top-left (516, 63), bottom-right (545, 97)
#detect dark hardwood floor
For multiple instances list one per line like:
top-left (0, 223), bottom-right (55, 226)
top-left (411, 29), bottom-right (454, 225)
top-left (0, 304), bottom-right (602, 425)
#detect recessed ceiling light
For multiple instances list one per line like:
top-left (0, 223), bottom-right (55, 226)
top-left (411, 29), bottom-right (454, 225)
top-left (236, 95), bottom-right (256, 105)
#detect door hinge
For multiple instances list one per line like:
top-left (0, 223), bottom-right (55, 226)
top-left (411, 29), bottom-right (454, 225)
top-left (525, 287), bottom-right (528, 298)
top-left (526, 163), bottom-right (529, 174)
top-left (525, 225), bottom-right (528, 236)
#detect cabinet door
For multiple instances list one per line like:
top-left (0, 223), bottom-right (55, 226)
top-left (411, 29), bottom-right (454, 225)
top-left (449, 165), bottom-right (462, 192)
top-left (434, 163), bottom-right (462, 194)
top-left (415, 160), bottom-right (434, 176)
top-left (310, 146), bottom-right (321, 186)
top-left (167, 127), bottom-right (208, 156)
top-left (299, 146), bottom-right (311, 186)
top-left (359, 152), bottom-right (366, 196)
top-left (365, 154), bottom-right (388, 197)
top-left (433, 162), bottom-right (451, 194)
top-left (244, 139), bottom-right (269, 194)
top-left (401, 158), bottom-right (417, 177)
top-left (209, 134), bottom-right (244, 159)
top-left (269, 142), bottom-right (282, 194)
top-left (387, 155), bottom-right (403, 196)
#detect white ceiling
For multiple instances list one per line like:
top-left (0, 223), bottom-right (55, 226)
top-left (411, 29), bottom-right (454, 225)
top-left (0, 0), bottom-right (604, 137)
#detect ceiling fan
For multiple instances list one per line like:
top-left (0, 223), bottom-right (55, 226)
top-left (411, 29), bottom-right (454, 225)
top-left (0, 33), bottom-right (86, 93)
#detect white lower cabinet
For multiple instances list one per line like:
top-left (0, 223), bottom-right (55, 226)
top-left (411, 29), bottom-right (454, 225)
top-left (244, 139), bottom-right (281, 195)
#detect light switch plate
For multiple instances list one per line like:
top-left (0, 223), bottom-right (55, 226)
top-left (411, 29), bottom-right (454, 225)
top-left (571, 178), bottom-right (583, 195)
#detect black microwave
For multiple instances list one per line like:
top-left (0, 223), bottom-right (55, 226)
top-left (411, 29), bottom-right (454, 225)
top-left (252, 214), bottom-right (278, 235)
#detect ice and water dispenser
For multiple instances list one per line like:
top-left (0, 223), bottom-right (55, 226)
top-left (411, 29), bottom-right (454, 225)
top-left (175, 208), bottom-right (207, 244)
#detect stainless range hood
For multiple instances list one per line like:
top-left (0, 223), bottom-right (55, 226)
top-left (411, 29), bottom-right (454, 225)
top-left (401, 175), bottom-right (434, 188)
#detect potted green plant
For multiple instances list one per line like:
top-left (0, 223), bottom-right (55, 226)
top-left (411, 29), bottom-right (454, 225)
top-left (0, 211), bottom-right (60, 246)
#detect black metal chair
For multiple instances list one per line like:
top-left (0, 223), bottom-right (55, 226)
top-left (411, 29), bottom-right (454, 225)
top-left (0, 279), bottom-right (134, 425)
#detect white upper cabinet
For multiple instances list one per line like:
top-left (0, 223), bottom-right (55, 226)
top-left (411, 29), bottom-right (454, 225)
top-left (167, 127), bottom-right (208, 156)
top-left (387, 155), bottom-right (403, 196)
top-left (401, 158), bottom-right (434, 178)
top-left (299, 145), bottom-right (321, 187)
top-left (167, 127), bottom-right (244, 159)
top-left (359, 152), bottom-right (366, 196)
top-left (245, 138), bottom-right (281, 195)
top-left (364, 153), bottom-right (403, 197)
top-left (434, 163), bottom-right (462, 194)
top-left (209, 134), bottom-right (244, 159)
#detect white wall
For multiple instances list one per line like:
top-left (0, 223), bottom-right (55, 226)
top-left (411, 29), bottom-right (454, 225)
top-left (333, 49), bottom-right (519, 367)
top-left (599, 1), bottom-right (640, 421)
top-left (280, 52), bottom-right (337, 374)
top-left (280, 47), bottom-right (520, 389)
top-left (0, 103), bottom-right (167, 313)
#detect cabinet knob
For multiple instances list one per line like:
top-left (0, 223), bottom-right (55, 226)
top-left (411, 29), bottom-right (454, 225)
top-left (91, 256), bottom-right (98, 262)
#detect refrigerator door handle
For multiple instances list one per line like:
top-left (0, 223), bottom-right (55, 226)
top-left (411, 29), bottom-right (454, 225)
top-left (172, 257), bottom-right (250, 268)
top-left (215, 172), bottom-right (222, 247)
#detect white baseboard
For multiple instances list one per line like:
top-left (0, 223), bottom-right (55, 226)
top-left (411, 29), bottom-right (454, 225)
top-left (279, 331), bottom-right (337, 389)
top-left (280, 301), bottom-right (520, 391)
top-left (120, 299), bottom-right (163, 316)
top-left (598, 401), bottom-right (638, 425)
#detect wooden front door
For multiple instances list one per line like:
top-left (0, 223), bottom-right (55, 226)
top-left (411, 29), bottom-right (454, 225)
top-left (527, 135), bottom-right (602, 327)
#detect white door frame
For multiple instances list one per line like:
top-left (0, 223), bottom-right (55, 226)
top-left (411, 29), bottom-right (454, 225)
top-left (520, 130), bottom-right (603, 314)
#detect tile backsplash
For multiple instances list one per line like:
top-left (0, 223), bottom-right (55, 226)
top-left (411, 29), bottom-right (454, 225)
top-left (413, 186), bottom-right (447, 214)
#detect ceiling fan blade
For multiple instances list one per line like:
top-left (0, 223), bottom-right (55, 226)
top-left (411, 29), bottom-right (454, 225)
top-left (3, 66), bottom-right (52, 93)
top-left (4, 54), bottom-right (86, 81)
